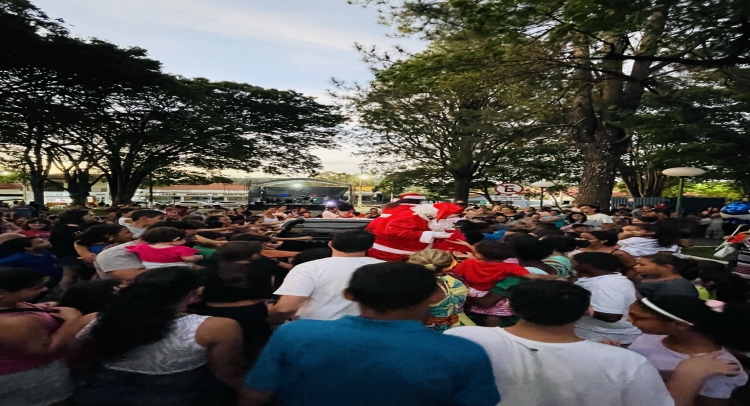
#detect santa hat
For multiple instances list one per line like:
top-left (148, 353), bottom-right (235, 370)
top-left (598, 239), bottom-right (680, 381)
top-left (400, 193), bottom-right (426, 200)
top-left (433, 202), bottom-right (465, 220)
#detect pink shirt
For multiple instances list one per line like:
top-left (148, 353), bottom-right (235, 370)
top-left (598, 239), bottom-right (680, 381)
top-left (126, 244), bottom-right (200, 263)
top-left (0, 303), bottom-right (64, 375)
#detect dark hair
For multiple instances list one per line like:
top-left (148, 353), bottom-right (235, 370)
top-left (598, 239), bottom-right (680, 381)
top-left (75, 224), bottom-right (126, 246)
top-left (565, 213), bottom-right (588, 223)
top-left (201, 264), bottom-right (269, 302)
top-left (587, 230), bottom-right (618, 246)
top-left (212, 241), bottom-right (263, 262)
top-left (0, 268), bottom-right (48, 292)
top-left (506, 228), bottom-right (531, 234)
top-left (131, 210), bottom-right (165, 222)
top-left (230, 233), bottom-right (272, 243)
top-left (638, 296), bottom-right (750, 351)
top-left (641, 254), bottom-right (700, 280)
top-left (0, 237), bottom-right (36, 253)
top-left (148, 220), bottom-right (206, 230)
top-left (56, 209), bottom-right (92, 227)
top-left (21, 218), bottom-right (51, 231)
top-left (179, 215), bottom-right (205, 222)
top-left (474, 241), bottom-right (515, 261)
top-left (504, 234), bottom-right (552, 261)
top-left (85, 267), bottom-right (202, 360)
top-left (580, 204), bottom-right (601, 212)
top-left (291, 248), bottom-right (332, 266)
top-left (532, 228), bottom-right (565, 238)
top-left (572, 252), bottom-right (623, 273)
top-left (346, 262), bottom-right (437, 313)
top-left (140, 227), bottom-right (186, 244)
top-left (58, 280), bottom-right (121, 315)
top-left (459, 222), bottom-right (490, 233)
top-left (508, 280), bottom-right (591, 326)
top-left (541, 235), bottom-right (580, 254)
top-left (196, 231), bottom-right (225, 241)
top-left (633, 222), bottom-right (681, 248)
top-left (463, 231), bottom-right (485, 245)
top-left (331, 230), bottom-right (375, 253)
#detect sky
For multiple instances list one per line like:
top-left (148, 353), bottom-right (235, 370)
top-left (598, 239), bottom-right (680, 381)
top-left (31, 0), bottom-right (423, 175)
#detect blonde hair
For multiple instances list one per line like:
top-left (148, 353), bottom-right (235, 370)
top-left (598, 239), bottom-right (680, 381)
top-left (407, 249), bottom-right (454, 273)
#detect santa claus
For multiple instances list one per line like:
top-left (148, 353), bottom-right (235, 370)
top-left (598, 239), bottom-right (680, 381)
top-left (365, 193), bottom-right (426, 233)
top-left (367, 202), bottom-right (468, 262)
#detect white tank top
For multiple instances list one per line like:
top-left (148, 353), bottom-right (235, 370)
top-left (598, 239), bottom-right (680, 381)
top-left (79, 314), bottom-right (210, 375)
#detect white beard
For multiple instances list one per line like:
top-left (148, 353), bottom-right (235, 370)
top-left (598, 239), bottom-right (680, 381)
top-left (428, 219), bottom-right (455, 232)
top-left (411, 204), bottom-right (438, 220)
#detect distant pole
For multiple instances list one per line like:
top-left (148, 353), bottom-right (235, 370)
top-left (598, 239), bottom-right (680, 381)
top-left (247, 179), bottom-right (253, 210)
top-left (539, 187), bottom-right (545, 208)
top-left (148, 174), bottom-right (154, 207)
top-left (676, 177), bottom-right (685, 217)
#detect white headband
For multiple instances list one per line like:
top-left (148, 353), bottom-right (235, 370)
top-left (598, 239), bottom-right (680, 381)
top-left (640, 298), bottom-right (694, 326)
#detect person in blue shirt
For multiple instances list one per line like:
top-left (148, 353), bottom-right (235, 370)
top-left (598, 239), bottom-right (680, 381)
top-left (242, 262), bottom-right (500, 406)
top-left (540, 209), bottom-right (566, 228)
top-left (0, 237), bottom-right (62, 286)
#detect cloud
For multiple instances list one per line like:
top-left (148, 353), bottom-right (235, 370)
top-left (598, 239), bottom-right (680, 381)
top-left (82, 0), bottom-right (391, 51)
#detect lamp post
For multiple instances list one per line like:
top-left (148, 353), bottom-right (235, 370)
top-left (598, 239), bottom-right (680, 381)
top-left (358, 175), bottom-right (369, 208)
top-left (662, 167), bottom-right (706, 217)
top-left (530, 180), bottom-right (555, 209)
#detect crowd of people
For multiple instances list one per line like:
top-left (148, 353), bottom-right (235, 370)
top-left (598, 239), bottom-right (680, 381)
top-left (0, 198), bottom-right (748, 406)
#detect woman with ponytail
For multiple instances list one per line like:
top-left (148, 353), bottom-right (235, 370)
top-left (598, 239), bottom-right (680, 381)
top-left (70, 267), bottom-right (245, 406)
top-left (628, 296), bottom-right (749, 405)
top-left (407, 249), bottom-right (474, 332)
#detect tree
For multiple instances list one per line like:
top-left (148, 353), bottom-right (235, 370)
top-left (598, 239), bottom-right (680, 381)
top-left (337, 38), bottom-right (566, 201)
top-left (352, 0), bottom-right (750, 207)
top-left (0, 0), bottom-right (165, 203)
top-left (0, 1), bottom-right (348, 205)
top-left (84, 79), bottom-right (345, 205)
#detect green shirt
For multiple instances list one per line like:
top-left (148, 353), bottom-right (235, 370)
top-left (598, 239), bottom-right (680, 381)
top-left (194, 245), bottom-right (216, 258)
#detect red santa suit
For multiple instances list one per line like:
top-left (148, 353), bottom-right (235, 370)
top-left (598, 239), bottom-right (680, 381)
top-left (365, 193), bottom-right (426, 233)
top-left (367, 202), bottom-right (466, 262)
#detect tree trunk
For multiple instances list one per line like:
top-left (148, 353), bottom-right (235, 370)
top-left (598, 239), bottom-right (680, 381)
top-left (29, 175), bottom-right (45, 204)
top-left (452, 173), bottom-right (472, 202)
top-left (576, 127), bottom-right (629, 211)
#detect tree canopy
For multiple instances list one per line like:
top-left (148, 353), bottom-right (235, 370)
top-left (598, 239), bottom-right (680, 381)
top-left (0, 0), bottom-right (347, 205)
top-left (349, 0), bottom-right (750, 204)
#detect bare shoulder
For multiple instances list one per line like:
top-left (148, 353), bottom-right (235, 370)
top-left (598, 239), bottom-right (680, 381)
top-left (195, 316), bottom-right (242, 346)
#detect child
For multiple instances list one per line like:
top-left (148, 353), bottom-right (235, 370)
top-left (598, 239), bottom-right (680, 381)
top-left (703, 214), bottom-right (725, 240)
top-left (193, 231), bottom-right (226, 258)
top-left (571, 252), bottom-right (641, 345)
top-left (407, 249), bottom-right (475, 332)
top-left (75, 224), bottom-right (134, 256)
top-left (126, 227), bottom-right (203, 269)
top-left (453, 241), bottom-right (549, 327)
top-left (19, 218), bottom-right (52, 239)
top-left (628, 296), bottom-right (749, 403)
top-left (0, 237), bottom-right (62, 287)
top-left (633, 255), bottom-right (700, 299)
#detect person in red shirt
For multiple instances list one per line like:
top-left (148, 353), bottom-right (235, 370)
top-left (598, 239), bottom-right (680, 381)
top-left (453, 241), bottom-right (552, 326)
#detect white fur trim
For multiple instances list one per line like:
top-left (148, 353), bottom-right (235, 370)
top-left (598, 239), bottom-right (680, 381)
top-left (371, 243), bottom-right (417, 255)
top-left (419, 231), bottom-right (435, 244)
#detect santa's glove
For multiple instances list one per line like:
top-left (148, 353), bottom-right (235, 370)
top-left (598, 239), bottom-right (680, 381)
top-left (433, 232), bottom-right (452, 239)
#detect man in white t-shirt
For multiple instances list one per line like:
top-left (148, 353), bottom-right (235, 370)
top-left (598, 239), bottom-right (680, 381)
top-left (445, 280), bottom-right (675, 406)
top-left (269, 230), bottom-right (383, 323)
top-left (580, 204), bottom-right (614, 224)
top-left (571, 252), bottom-right (642, 344)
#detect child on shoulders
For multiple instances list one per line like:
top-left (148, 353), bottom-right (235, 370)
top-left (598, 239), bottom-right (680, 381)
top-left (126, 227), bottom-right (202, 269)
top-left (453, 241), bottom-right (554, 327)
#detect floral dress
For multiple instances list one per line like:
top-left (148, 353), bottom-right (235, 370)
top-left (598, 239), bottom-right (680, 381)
top-left (427, 275), bottom-right (475, 332)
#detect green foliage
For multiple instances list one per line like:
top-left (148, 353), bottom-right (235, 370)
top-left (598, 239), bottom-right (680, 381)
top-left (663, 182), bottom-right (743, 200)
top-left (351, 0), bottom-right (750, 207)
